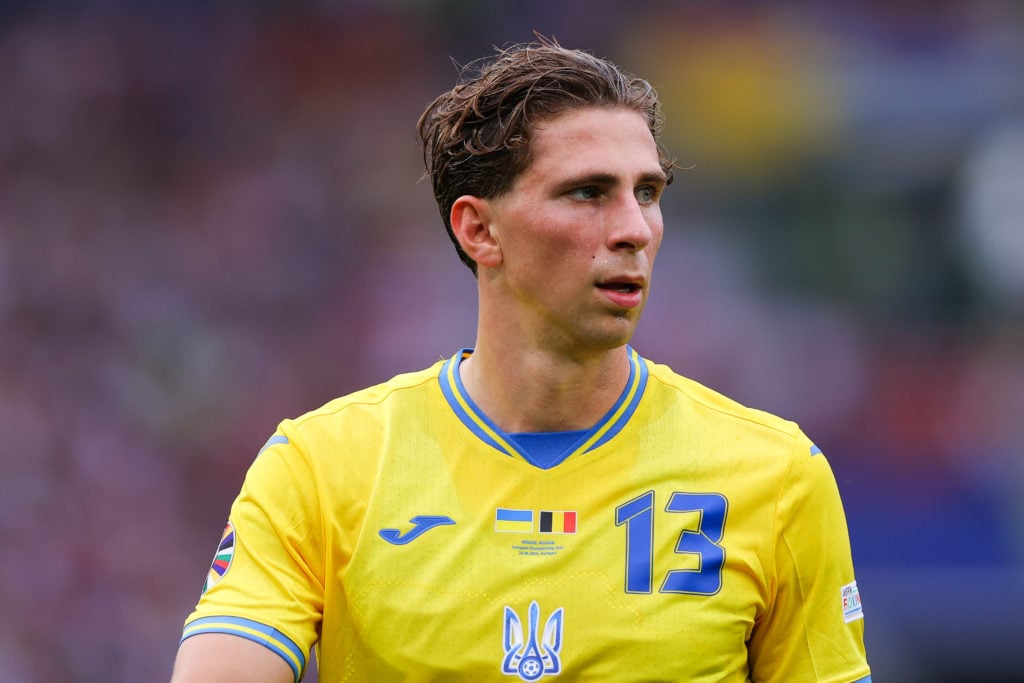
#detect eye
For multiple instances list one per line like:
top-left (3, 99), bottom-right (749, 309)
top-left (635, 185), bottom-right (660, 203)
top-left (568, 186), bottom-right (601, 200)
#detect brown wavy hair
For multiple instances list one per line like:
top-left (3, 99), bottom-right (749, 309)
top-left (417, 34), bottom-right (674, 274)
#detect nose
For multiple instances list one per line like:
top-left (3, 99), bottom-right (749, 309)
top-left (608, 195), bottom-right (659, 251)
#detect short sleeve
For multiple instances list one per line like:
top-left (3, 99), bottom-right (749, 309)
top-left (748, 432), bottom-right (871, 683)
top-left (181, 423), bottom-right (325, 682)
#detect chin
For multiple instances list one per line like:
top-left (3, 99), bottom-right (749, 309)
top-left (582, 322), bottom-right (638, 351)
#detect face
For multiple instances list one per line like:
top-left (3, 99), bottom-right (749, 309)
top-left (481, 107), bottom-right (668, 355)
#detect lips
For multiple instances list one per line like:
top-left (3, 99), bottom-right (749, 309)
top-left (596, 282), bottom-right (641, 293)
top-left (595, 277), bottom-right (645, 308)
top-left (596, 275), bottom-right (644, 292)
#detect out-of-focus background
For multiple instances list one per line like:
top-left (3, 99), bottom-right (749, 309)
top-left (1, 1), bottom-right (1021, 681)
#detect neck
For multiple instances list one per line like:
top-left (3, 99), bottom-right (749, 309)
top-left (459, 340), bottom-right (632, 434)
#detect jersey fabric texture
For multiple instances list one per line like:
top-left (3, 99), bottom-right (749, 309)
top-left (182, 348), bottom-right (871, 682)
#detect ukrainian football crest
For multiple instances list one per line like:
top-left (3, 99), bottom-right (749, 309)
top-left (202, 521), bottom-right (235, 594)
top-left (502, 601), bottom-right (564, 681)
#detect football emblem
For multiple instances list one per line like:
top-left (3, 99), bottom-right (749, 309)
top-left (502, 601), bottom-right (563, 680)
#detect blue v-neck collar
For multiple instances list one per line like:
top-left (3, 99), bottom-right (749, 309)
top-left (438, 347), bottom-right (648, 469)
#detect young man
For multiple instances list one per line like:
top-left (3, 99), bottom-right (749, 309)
top-left (172, 38), bottom-right (871, 682)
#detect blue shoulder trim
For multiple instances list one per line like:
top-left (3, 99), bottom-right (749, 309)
top-left (258, 434), bottom-right (289, 456)
top-left (852, 676), bottom-right (872, 683)
top-left (181, 616), bottom-right (306, 682)
top-left (438, 347), bottom-right (647, 468)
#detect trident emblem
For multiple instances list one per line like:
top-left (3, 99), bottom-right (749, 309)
top-left (501, 601), bottom-right (564, 681)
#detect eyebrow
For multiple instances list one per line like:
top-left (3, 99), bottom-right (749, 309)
top-left (558, 170), bottom-right (669, 190)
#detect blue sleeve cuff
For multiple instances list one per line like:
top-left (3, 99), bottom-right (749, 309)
top-left (181, 615), bottom-right (306, 682)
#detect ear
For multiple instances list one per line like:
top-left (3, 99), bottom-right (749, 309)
top-left (450, 195), bottom-right (502, 269)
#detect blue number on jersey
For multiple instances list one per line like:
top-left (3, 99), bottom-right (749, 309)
top-left (615, 491), bottom-right (656, 592)
top-left (662, 492), bottom-right (727, 595)
top-left (615, 491), bottom-right (728, 595)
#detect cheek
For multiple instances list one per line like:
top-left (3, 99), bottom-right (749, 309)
top-left (650, 227), bottom-right (665, 255)
top-left (533, 220), bottom-right (591, 260)
top-left (647, 215), bottom-right (665, 254)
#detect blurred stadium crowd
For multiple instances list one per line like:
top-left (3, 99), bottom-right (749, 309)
top-left (0, 1), bottom-right (1021, 681)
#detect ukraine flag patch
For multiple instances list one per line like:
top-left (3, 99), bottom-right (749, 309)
top-left (495, 508), bottom-right (534, 533)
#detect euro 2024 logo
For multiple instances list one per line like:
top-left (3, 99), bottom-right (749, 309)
top-left (502, 601), bottom-right (563, 681)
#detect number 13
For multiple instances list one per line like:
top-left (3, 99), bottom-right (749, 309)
top-left (615, 491), bottom-right (728, 595)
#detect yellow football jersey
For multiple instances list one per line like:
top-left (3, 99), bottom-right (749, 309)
top-left (182, 348), bottom-right (871, 682)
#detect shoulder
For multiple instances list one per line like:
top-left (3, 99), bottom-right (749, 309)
top-left (246, 358), bottom-right (449, 490)
top-left (641, 357), bottom-right (840, 514)
top-left (251, 358), bottom-right (447, 467)
top-left (642, 357), bottom-right (802, 441)
top-left (292, 359), bottom-right (446, 430)
top-left (639, 357), bottom-right (825, 473)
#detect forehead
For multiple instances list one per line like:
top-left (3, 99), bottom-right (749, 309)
top-left (524, 107), bottom-right (663, 179)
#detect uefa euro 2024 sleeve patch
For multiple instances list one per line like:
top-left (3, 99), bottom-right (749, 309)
top-left (841, 580), bottom-right (864, 623)
top-left (202, 521), bottom-right (236, 594)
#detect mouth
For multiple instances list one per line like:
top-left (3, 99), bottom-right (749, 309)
top-left (595, 278), bottom-right (646, 310)
top-left (595, 280), bottom-right (643, 294)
